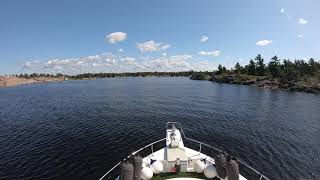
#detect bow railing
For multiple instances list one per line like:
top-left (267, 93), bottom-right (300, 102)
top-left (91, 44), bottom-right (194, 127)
top-left (99, 122), bottom-right (270, 180)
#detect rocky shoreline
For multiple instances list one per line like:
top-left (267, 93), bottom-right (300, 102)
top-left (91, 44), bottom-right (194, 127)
top-left (191, 74), bottom-right (320, 94)
top-left (0, 76), bottom-right (66, 88)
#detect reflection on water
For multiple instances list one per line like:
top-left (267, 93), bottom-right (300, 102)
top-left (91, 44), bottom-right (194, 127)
top-left (0, 77), bottom-right (319, 179)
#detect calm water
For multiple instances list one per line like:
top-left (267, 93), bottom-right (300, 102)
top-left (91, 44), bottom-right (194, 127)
top-left (0, 77), bottom-right (319, 180)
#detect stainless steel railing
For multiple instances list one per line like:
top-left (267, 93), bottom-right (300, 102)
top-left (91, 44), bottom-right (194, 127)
top-left (167, 122), bottom-right (270, 180)
top-left (99, 122), bottom-right (270, 180)
top-left (99, 138), bottom-right (166, 180)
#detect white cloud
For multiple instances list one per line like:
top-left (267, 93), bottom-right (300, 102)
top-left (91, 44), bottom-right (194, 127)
top-left (198, 50), bottom-right (221, 56)
top-left (136, 40), bottom-right (170, 52)
top-left (298, 18), bottom-right (308, 25)
top-left (23, 60), bottom-right (40, 69)
top-left (161, 44), bottom-right (171, 50)
top-left (121, 57), bottom-right (135, 65)
top-left (105, 58), bottom-right (116, 65)
top-left (106, 32), bottom-right (127, 44)
top-left (38, 54), bottom-right (116, 74)
top-left (22, 52), bottom-right (220, 74)
top-left (280, 8), bottom-right (284, 13)
top-left (139, 55), bottom-right (193, 71)
top-left (297, 34), bottom-right (303, 38)
top-left (162, 53), bottom-right (167, 56)
top-left (200, 36), bottom-right (208, 42)
top-left (192, 61), bottom-right (215, 71)
top-left (118, 48), bottom-right (124, 52)
top-left (86, 55), bottom-right (101, 61)
top-left (256, 40), bottom-right (272, 46)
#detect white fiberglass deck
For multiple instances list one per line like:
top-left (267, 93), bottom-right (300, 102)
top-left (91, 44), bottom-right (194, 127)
top-left (98, 122), bottom-right (270, 180)
top-left (140, 126), bottom-right (247, 179)
top-left (142, 146), bottom-right (247, 180)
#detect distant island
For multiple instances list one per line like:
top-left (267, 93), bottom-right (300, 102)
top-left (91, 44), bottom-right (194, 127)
top-left (1, 54), bottom-right (320, 94)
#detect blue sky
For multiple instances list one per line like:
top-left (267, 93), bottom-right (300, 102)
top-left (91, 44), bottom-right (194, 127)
top-left (0, 0), bottom-right (319, 75)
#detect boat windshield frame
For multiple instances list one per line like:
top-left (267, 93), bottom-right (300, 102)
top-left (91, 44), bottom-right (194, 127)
top-left (99, 122), bottom-right (270, 180)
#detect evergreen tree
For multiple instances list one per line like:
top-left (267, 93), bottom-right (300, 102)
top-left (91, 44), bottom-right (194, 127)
top-left (217, 64), bottom-right (223, 75)
top-left (255, 54), bottom-right (266, 76)
top-left (308, 58), bottom-right (317, 75)
top-left (247, 59), bottom-right (256, 75)
top-left (234, 62), bottom-right (241, 74)
top-left (268, 56), bottom-right (280, 78)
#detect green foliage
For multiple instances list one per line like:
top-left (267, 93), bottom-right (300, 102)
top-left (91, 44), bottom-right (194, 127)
top-left (15, 55), bottom-right (320, 84)
top-left (234, 62), bottom-right (241, 74)
top-left (217, 64), bottom-right (224, 75)
top-left (255, 54), bottom-right (266, 76)
top-left (16, 71), bottom-right (195, 79)
top-left (214, 54), bottom-right (320, 83)
top-left (72, 71), bottom-right (193, 79)
top-left (268, 56), bottom-right (280, 78)
top-left (247, 59), bottom-right (256, 75)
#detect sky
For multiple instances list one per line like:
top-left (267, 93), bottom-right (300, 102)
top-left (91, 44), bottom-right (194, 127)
top-left (0, 0), bottom-right (319, 75)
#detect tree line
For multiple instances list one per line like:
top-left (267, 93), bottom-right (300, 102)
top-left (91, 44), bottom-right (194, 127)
top-left (10, 54), bottom-right (320, 82)
top-left (215, 54), bottom-right (320, 82)
top-left (71, 71), bottom-right (193, 79)
top-left (15, 73), bottom-right (65, 79)
top-left (13, 71), bottom-right (194, 79)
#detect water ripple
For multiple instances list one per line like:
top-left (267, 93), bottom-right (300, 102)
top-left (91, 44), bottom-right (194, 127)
top-left (0, 77), bottom-right (319, 179)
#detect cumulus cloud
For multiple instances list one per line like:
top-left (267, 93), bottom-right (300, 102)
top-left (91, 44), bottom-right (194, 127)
top-left (23, 51), bottom-right (223, 74)
top-left (136, 40), bottom-right (170, 52)
top-left (138, 55), bottom-right (193, 71)
top-left (200, 36), bottom-right (208, 42)
top-left (86, 55), bottom-right (101, 61)
top-left (106, 32), bottom-right (127, 44)
top-left (105, 58), bottom-right (116, 65)
top-left (192, 61), bottom-right (216, 71)
top-left (297, 34), bottom-right (303, 38)
top-left (298, 18), bottom-right (308, 25)
top-left (36, 54), bottom-right (119, 74)
top-left (121, 57), bottom-right (135, 65)
top-left (21, 53), bottom-right (201, 74)
top-left (23, 60), bottom-right (40, 69)
top-left (198, 50), bottom-right (221, 56)
top-left (256, 40), bottom-right (272, 46)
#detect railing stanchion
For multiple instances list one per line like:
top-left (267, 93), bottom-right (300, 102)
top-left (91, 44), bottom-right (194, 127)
top-left (199, 143), bottom-right (202, 153)
top-left (151, 144), bottom-right (154, 154)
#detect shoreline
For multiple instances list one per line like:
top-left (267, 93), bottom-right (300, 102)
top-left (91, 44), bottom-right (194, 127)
top-left (0, 76), bottom-right (67, 88)
top-left (2, 75), bottom-right (320, 94)
top-left (0, 75), bottom-right (185, 88)
top-left (190, 74), bottom-right (320, 94)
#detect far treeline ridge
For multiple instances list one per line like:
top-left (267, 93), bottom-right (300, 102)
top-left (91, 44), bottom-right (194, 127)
top-left (12, 54), bottom-right (320, 82)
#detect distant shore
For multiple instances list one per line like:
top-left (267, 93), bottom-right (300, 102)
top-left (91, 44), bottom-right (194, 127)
top-left (2, 72), bottom-right (320, 94)
top-left (0, 72), bottom-right (191, 88)
top-left (190, 74), bottom-right (320, 94)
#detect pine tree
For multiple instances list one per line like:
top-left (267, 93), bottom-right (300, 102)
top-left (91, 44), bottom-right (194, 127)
top-left (268, 56), bottom-right (280, 78)
top-left (234, 62), bottom-right (241, 74)
top-left (255, 54), bottom-right (266, 76)
top-left (247, 59), bottom-right (256, 75)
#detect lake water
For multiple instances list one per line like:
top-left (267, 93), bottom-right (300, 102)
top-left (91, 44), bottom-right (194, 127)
top-left (0, 77), bottom-right (319, 180)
